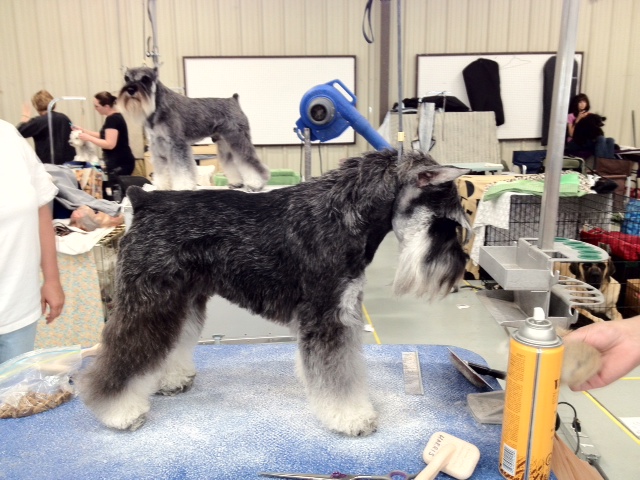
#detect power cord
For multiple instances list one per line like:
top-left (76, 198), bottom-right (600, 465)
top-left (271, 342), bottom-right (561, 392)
top-left (557, 401), bottom-right (581, 455)
top-left (558, 401), bottom-right (611, 479)
top-left (362, 0), bottom-right (374, 44)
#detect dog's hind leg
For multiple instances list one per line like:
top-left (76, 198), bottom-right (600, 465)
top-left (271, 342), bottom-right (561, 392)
top-left (295, 277), bottom-right (378, 436)
top-left (215, 137), bottom-right (245, 189)
top-left (222, 131), bottom-right (270, 192)
top-left (78, 283), bottom-right (193, 430)
top-left (156, 296), bottom-right (207, 395)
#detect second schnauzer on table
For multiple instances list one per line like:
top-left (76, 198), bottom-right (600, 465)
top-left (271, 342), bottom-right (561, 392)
top-left (78, 149), bottom-right (471, 436)
top-left (118, 66), bottom-right (270, 191)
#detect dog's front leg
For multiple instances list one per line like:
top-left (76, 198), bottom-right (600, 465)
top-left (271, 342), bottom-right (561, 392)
top-left (168, 140), bottom-right (198, 190)
top-left (295, 299), bottom-right (378, 436)
top-left (149, 132), bottom-right (173, 190)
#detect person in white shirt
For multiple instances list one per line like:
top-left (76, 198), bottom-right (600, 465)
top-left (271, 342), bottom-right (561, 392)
top-left (0, 119), bottom-right (64, 363)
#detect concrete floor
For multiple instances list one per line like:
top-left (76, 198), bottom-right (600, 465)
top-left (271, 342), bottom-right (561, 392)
top-left (201, 232), bottom-right (640, 479)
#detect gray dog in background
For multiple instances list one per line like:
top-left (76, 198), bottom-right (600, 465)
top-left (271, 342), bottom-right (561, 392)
top-left (78, 149), bottom-right (471, 436)
top-left (118, 66), bottom-right (270, 191)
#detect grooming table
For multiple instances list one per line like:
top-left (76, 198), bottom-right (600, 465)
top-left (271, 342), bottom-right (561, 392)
top-left (1, 344), bottom-right (545, 479)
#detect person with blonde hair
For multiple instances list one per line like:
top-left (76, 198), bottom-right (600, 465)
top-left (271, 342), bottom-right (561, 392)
top-left (17, 89), bottom-right (76, 165)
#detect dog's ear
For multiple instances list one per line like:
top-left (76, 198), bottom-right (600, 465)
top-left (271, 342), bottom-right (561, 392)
top-left (416, 166), bottom-right (469, 187)
top-left (568, 262), bottom-right (582, 278)
top-left (607, 258), bottom-right (615, 276)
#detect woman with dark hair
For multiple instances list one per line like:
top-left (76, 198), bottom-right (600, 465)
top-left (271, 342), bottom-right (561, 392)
top-left (72, 91), bottom-right (135, 178)
top-left (565, 93), bottom-right (615, 158)
top-left (567, 93), bottom-right (590, 141)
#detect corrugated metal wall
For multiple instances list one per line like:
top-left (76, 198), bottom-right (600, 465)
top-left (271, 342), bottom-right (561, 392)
top-left (1, 0), bottom-right (638, 173)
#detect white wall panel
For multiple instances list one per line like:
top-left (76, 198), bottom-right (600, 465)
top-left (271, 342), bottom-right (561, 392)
top-left (1, 0), bottom-right (638, 173)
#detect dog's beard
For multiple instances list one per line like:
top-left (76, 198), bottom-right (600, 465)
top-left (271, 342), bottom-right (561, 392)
top-left (118, 90), bottom-right (155, 125)
top-left (393, 210), bottom-right (469, 299)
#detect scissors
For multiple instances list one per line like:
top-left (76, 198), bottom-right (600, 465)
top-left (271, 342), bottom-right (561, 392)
top-left (259, 471), bottom-right (417, 479)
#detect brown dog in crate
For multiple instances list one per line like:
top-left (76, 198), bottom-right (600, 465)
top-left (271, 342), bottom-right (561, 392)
top-left (555, 259), bottom-right (623, 322)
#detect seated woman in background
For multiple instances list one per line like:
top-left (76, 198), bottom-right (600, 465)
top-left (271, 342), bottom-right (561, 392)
top-left (565, 93), bottom-right (616, 159)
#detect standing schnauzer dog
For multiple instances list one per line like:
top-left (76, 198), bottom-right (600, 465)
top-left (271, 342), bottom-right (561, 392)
top-left (118, 66), bottom-right (270, 191)
top-left (78, 149), bottom-right (471, 436)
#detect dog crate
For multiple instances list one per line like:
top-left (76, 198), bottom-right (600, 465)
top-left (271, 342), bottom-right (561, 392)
top-left (483, 193), bottom-right (640, 320)
top-left (92, 225), bottom-right (126, 321)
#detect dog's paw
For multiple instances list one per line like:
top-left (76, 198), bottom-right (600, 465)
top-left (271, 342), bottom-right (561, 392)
top-left (244, 184), bottom-right (265, 193)
top-left (101, 408), bottom-right (149, 431)
top-left (333, 407), bottom-right (378, 437)
top-left (227, 182), bottom-right (244, 189)
top-left (127, 413), bottom-right (147, 431)
top-left (156, 374), bottom-right (195, 396)
top-left (315, 401), bottom-right (379, 437)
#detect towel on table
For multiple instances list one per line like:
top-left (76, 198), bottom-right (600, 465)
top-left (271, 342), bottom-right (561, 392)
top-left (483, 172), bottom-right (588, 201)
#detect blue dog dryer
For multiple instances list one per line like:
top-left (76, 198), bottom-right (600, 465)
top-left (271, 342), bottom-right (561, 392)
top-left (295, 79), bottom-right (392, 151)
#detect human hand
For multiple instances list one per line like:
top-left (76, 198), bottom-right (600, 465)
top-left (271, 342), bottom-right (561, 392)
top-left (41, 280), bottom-right (65, 324)
top-left (576, 111), bottom-right (590, 122)
top-left (71, 125), bottom-right (83, 132)
top-left (21, 102), bottom-right (32, 121)
top-left (78, 132), bottom-right (92, 142)
top-left (564, 316), bottom-right (640, 390)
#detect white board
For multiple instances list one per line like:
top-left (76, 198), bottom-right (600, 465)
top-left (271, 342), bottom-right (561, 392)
top-left (183, 56), bottom-right (356, 146)
top-left (417, 53), bottom-right (583, 140)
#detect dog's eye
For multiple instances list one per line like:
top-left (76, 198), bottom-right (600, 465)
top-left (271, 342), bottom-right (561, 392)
top-left (141, 75), bottom-right (150, 84)
top-left (124, 75), bottom-right (131, 82)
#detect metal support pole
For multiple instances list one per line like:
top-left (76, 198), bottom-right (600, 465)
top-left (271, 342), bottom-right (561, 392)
top-left (395, 0), bottom-right (403, 162)
top-left (378, 0), bottom-right (391, 126)
top-left (538, 0), bottom-right (581, 250)
top-left (47, 96), bottom-right (86, 164)
top-left (304, 128), bottom-right (312, 181)
top-left (147, 0), bottom-right (160, 68)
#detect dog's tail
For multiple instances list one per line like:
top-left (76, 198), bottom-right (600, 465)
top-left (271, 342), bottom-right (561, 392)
top-left (126, 186), bottom-right (152, 210)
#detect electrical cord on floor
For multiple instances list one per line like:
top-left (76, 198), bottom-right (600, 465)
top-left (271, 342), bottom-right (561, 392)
top-left (458, 281), bottom-right (483, 291)
top-left (558, 401), bottom-right (581, 455)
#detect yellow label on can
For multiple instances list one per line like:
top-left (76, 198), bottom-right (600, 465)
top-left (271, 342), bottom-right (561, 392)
top-left (499, 337), bottom-right (563, 480)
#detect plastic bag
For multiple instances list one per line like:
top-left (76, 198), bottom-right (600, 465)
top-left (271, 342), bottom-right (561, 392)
top-left (0, 345), bottom-right (82, 419)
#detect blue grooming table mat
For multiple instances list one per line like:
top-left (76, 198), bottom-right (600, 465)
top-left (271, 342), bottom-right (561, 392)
top-left (2, 344), bottom-right (525, 479)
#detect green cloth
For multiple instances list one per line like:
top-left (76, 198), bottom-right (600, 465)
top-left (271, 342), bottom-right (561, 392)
top-left (483, 172), bottom-right (586, 201)
top-left (214, 169), bottom-right (301, 186)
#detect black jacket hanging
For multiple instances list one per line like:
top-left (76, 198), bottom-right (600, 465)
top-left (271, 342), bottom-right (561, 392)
top-left (541, 55), bottom-right (579, 146)
top-left (462, 58), bottom-right (505, 126)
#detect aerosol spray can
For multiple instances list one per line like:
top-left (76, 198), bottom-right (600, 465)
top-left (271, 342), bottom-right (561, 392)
top-left (499, 307), bottom-right (563, 480)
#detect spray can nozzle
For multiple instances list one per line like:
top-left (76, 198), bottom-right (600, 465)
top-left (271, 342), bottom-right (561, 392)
top-left (515, 307), bottom-right (560, 345)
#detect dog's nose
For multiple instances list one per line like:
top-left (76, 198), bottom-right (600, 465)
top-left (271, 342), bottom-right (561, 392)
top-left (126, 86), bottom-right (137, 96)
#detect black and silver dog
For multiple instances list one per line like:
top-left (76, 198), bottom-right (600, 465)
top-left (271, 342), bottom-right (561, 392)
top-left (78, 149), bottom-right (470, 436)
top-left (118, 66), bottom-right (270, 191)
